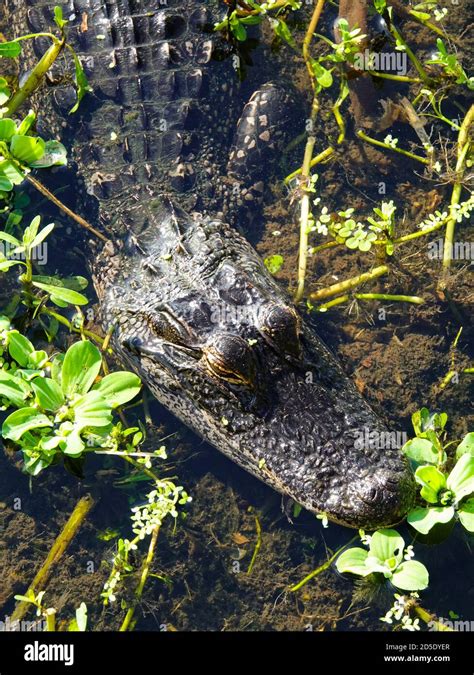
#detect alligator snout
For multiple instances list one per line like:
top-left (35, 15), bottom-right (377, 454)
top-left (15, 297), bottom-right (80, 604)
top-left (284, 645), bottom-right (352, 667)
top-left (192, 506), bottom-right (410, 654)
top-left (345, 468), bottom-right (416, 530)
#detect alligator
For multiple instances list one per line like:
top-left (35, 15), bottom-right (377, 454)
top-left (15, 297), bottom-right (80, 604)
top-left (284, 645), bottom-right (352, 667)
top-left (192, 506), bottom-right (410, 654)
top-left (6, 0), bottom-right (415, 528)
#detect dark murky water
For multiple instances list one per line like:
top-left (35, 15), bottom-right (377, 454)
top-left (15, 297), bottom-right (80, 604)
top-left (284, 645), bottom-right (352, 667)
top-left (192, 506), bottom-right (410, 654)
top-left (0, 0), bottom-right (472, 632)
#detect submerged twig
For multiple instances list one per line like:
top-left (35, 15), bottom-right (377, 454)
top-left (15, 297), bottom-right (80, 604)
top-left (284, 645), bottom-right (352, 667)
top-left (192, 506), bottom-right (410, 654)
top-left (11, 494), bottom-right (95, 623)
top-left (26, 175), bottom-right (109, 243)
top-left (309, 265), bottom-right (389, 302)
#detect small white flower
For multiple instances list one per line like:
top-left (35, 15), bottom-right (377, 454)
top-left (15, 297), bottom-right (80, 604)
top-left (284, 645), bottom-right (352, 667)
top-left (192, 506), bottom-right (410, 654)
top-left (434, 8), bottom-right (448, 21)
top-left (384, 134), bottom-right (398, 148)
top-left (404, 545), bottom-right (415, 560)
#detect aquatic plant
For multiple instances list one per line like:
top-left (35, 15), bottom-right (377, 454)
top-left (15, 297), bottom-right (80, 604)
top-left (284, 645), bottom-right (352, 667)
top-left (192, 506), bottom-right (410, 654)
top-left (335, 529), bottom-right (429, 591)
top-left (402, 409), bottom-right (474, 534)
top-left (0, 333), bottom-right (144, 474)
top-left (214, 0), bottom-right (301, 46)
top-left (13, 589), bottom-right (88, 632)
top-left (0, 5), bottom-right (90, 117)
top-left (102, 483), bottom-right (191, 631)
top-left (0, 111), bottom-right (67, 195)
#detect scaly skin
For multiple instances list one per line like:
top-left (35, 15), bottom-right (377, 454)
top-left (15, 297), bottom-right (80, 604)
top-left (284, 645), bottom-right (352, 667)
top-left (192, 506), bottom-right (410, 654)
top-left (6, 0), bottom-right (416, 528)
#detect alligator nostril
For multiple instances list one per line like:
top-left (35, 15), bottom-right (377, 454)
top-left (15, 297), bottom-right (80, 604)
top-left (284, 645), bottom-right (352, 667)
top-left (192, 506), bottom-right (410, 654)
top-left (368, 487), bottom-right (378, 502)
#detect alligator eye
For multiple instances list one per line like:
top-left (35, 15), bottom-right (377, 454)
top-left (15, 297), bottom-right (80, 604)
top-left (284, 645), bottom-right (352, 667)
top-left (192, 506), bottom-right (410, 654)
top-left (203, 334), bottom-right (256, 386)
top-left (259, 304), bottom-right (302, 359)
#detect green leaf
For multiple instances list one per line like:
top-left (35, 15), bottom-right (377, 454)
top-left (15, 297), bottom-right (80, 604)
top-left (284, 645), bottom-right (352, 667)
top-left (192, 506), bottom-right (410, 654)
top-left (31, 281), bottom-right (88, 305)
top-left (92, 371), bottom-right (141, 408)
top-left (274, 19), bottom-right (295, 47)
top-left (69, 603), bottom-right (87, 632)
top-left (50, 353), bottom-right (64, 385)
top-left (63, 429), bottom-right (85, 456)
top-left (458, 498), bottom-right (474, 533)
top-left (0, 41), bottom-right (22, 58)
top-left (69, 52), bottom-right (92, 114)
top-left (410, 10), bottom-right (431, 21)
top-left (0, 259), bottom-right (22, 271)
top-left (30, 140), bottom-right (67, 168)
top-left (0, 119), bottom-right (17, 142)
top-left (72, 390), bottom-right (113, 430)
top-left (229, 16), bottom-right (247, 42)
top-left (312, 61), bottom-right (333, 88)
top-left (10, 135), bottom-right (45, 164)
top-left (391, 560), bottom-right (429, 591)
top-left (402, 437), bottom-right (439, 465)
top-left (29, 223), bottom-right (55, 250)
top-left (32, 274), bottom-right (88, 291)
top-left (456, 432), bottom-right (474, 459)
top-left (436, 38), bottom-right (448, 56)
top-left (407, 506), bottom-right (455, 534)
top-left (0, 159), bottom-right (25, 186)
top-left (412, 408), bottom-right (447, 436)
top-left (0, 230), bottom-right (22, 248)
top-left (23, 452), bottom-right (56, 476)
top-left (335, 547), bottom-right (370, 576)
top-left (0, 83), bottom-right (10, 107)
top-left (54, 5), bottom-right (68, 29)
top-left (8, 331), bottom-right (35, 367)
top-left (2, 407), bottom-right (53, 441)
top-left (61, 340), bottom-right (102, 397)
top-left (264, 254), bottom-right (284, 275)
top-left (31, 378), bottom-right (65, 411)
top-left (368, 529), bottom-right (404, 565)
top-left (447, 453), bottom-right (474, 503)
top-left (17, 110), bottom-right (36, 136)
top-left (22, 215), bottom-right (41, 246)
top-left (0, 176), bottom-right (13, 192)
top-left (415, 465), bottom-right (446, 503)
top-left (0, 370), bottom-right (30, 408)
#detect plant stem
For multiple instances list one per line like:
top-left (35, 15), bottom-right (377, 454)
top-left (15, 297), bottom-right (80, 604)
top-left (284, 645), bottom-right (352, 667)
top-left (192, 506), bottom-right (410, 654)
top-left (289, 536), bottom-right (357, 592)
top-left (6, 37), bottom-right (64, 116)
top-left (45, 607), bottom-right (57, 632)
top-left (370, 71), bottom-right (421, 83)
top-left (303, 0), bottom-right (327, 86)
top-left (120, 525), bottom-right (160, 631)
top-left (11, 494), bottom-right (95, 622)
top-left (354, 293), bottom-right (424, 303)
top-left (406, 10), bottom-right (449, 40)
top-left (309, 265), bottom-right (389, 302)
top-left (413, 605), bottom-right (454, 632)
top-left (295, 135), bottom-right (316, 303)
top-left (308, 239), bottom-right (340, 254)
top-left (43, 309), bottom-right (105, 345)
top-left (392, 217), bottom-right (448, 244)
top-left (387, 21), bottom-right (431, 86)
top-left (356, 130), bottom-right (430, 164)
top-left (293, 0), bottom-right (327, 303)
top-left (26, 175), bottom-right (109, 243)
top-left (314, 293), bottom-right (423, 311)
top-left (235, 0), bottom-right (289, 17)
top-left (314, 295), bottom-right (350, 311)
top-left (285, 146), bottom-right (334, 184)
top-left (246, 514), bottom-right (262, 575)
top-left (440, 104), bottom-right (474, 276)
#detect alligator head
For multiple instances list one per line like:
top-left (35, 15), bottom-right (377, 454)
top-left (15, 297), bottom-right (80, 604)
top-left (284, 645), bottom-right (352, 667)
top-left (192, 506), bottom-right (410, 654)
top-left (96, 201), bottom-right (416, 529)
